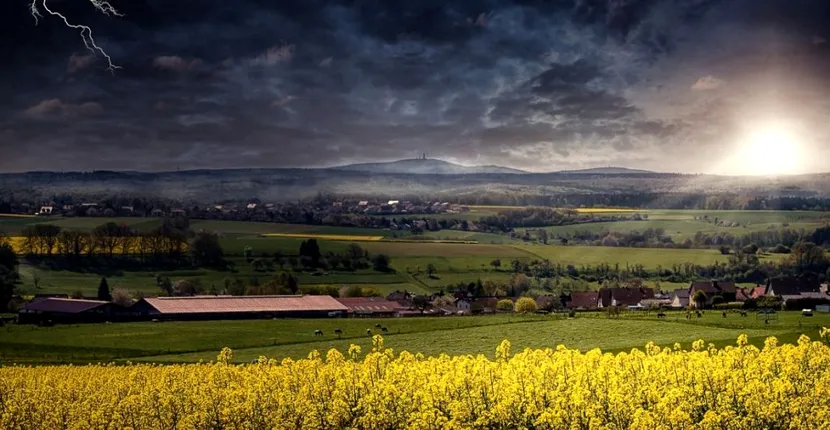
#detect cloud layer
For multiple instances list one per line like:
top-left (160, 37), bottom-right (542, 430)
top-left (2, 0), bottom-right (830, 173)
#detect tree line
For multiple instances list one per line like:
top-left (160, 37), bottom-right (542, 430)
top-left (16, 217), bottom-right (226, 270)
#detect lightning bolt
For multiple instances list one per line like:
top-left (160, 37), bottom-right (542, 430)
top-left (30, 0), bottom-right (122, 72)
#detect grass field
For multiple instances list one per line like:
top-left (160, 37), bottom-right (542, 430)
top-left (2, 311), bottom-right (826, 364)
top-left (516, 244), bottom-right (786, 268)
top-left (541, 209), bottom-right (830, 241)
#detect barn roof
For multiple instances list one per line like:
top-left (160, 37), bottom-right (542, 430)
top-left (335, 297), bottom-right (402, 313)
top-left (598, 288), bottom-right (654, 307)
top-left (140, 295), bottom-right (347, 314)
top-left (767, 276), bottom-right (821, 296)
top-left (690, 280), bottom-right (737, 295)
top-left (568, 292), bottom-right (598, 309)
top-left (22, 298), bottom-right (109, 314)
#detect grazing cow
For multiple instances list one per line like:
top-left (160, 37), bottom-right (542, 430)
top-left (739, 311), bottom-right (747, 317)
top-left (722, 312), bottom-right (727, 318)
top-left (381, 326), bottom-right (389, 333)
top-left (685, 312), bottom-right (691, 320)
top-left (334, 329), bottom-right (343, 335)
top-left (696, 311), bottom-right (702, 318)
top-left (366, 329), bottom-right (372, 336)
top-left (657, 312), bottom-right (666, 319)
top-left (314, 330), bottom-right (323, 336)
top-left (375, 323), bottom-right (382, 328)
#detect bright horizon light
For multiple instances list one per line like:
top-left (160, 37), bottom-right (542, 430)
top-left (726, 123), bottom-right (807, 176)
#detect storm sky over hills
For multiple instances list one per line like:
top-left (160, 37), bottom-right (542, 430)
top-left (1, 0), bottom-right (830, 173)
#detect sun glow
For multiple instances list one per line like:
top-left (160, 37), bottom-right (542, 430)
top-left (728, 124), bottom-right (806, 176)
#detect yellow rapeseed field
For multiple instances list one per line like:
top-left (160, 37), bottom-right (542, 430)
top-left (3, 332), bottom-right (830, 429)
top-left (260, 233), bottom-right (384, 241)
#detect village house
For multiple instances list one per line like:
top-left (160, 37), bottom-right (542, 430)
top-left (688, 280), bottom-right (737, 306)
top-left (455, 298), bottom-right (472, 311)
top-left (670, 289), bottom-right (690, 308)
top-left (597, 288), bottom-right (655, 308)
top-left (386, 290), bottom-right (414, 308)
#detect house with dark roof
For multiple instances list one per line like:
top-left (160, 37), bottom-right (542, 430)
top-left (334, 297), bottom-right (402, 317)
top-left (386, 290), bottom-right (414, 308)
top-left (688, 280), bottom-right (737, 307)
top-left (18, 298), bottom-right (123, 324)
top-left (670, 289), bottom-right (690, 308)
top-left (132, 295), bottom-right (347, 320)
top-left (597, 288), bottom-right (654, 308)
top-left (765, 276), bottom-right (825, 303)
top-left (567, 292), bottom-right (599, 309)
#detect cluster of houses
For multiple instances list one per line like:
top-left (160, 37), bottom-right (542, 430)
top-left (16, 276), bottom-right (830, 325)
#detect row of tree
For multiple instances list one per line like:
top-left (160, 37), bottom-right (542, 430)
top-left (14, 218), bottom-right (226, 269)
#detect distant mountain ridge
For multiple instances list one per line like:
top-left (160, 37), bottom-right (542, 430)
top-left (558, 167), bottom-right (656, 174)
top-left (329, 158), bottom-right (526, 175)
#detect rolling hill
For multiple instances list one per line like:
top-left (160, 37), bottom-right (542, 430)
top-left (330, 158), bottom-right (526, 175)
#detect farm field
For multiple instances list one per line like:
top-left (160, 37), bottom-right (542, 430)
top-left (540, 209), bottom-right (830, 241)
top-left (1, 211), bottom-right (811, 297)
top-left (516, 244), bottom-right (786, 268)
top-left (3, 311), bottom-right (825, 365)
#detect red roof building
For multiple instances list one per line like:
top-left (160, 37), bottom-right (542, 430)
top-left (335, 297), bottom-right (402, 316)
top-left (750, 286), bottom-right (766, 299)
top-left (134, 295), bottom-right (347, 320)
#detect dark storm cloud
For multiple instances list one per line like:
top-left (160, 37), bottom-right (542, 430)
top-left (2, 0), bottom-right (830, 172)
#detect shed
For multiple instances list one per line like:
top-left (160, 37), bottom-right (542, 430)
top-left (18, 298), bottom-right (119, 324)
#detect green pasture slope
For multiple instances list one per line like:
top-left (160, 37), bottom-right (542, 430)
top-left (541, 209), bottom-right (830, 241)
top-left (2, 311), bottom-right (826, 364)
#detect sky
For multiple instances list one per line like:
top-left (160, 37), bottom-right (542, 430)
top-left (1, 0), bottom-right (830, 174)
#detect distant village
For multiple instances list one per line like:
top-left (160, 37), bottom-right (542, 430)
top-left (32, 199), bottom-right (469, 220)
top-left (14, 276), bottom-right (830, 325)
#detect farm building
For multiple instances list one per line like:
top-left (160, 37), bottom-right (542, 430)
top-left (567, 292), bottom-right (599, 309)
top-left (133, 295), bottom-right (348, 320)
top-left (18, 298), bottom-right (128, 324)
top-left (670, 289), bottom-right (690, 308)
top-left (597, 288), bottom-right (654, 308)
top-left (765, 276), bottom-right (821, 297)
top-left (335, 297), bottom-right (402, 317)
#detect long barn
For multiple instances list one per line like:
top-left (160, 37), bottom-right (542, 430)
top-left (133, 295), bottom-right (348, 320)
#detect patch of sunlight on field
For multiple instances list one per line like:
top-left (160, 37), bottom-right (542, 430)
top-left (0, 213), bottom-right (37, 218)
top-left (466, 205), bottom-right (640, 214)
top-left (259, 233), bottom-right (384, 241)
top-left (571, 208), bottom-right (641, 213)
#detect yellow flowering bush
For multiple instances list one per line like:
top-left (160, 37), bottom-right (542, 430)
top-left (2, 333), bottom-right (830, 429)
